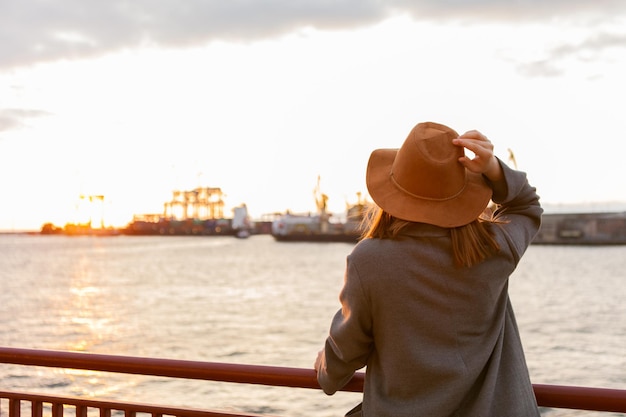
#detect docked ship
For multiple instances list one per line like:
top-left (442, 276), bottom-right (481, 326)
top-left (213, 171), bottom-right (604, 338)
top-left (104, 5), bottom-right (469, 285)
top-left (533, 211), bottom-right (626, 245)
top-left (271, 178), bottom-right (366, 243)
top-left (270, 206), bottom-right (364, 243)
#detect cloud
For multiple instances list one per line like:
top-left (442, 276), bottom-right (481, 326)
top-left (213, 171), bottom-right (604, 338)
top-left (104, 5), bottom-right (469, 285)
top-left (0, 109), bottom-right (51, 133)
top-left (551, 31), bottom-right (626, 59)
top-left (2, 0), bottom-right (626, 70)
top-left (514, 31), bottom-right (626, 78)
top-left (516, 60), bottom-right (564, 78)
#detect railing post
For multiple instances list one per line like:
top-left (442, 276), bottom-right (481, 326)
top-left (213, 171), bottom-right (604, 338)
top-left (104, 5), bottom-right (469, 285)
top-left (8, 398), bottom-right (20, 417)
top-left (77, 404), bottom-right (88, 417)
top-left (32, 400), bottom-right (43, 417)
top-left (51, 403), bottom-right (63, 417)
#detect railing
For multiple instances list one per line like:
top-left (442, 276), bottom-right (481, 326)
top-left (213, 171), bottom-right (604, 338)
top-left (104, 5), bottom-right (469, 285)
top-left (1, 347), bottom-right (626, 416)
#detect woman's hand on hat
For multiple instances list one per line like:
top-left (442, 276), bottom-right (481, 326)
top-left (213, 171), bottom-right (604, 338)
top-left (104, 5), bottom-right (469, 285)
top-left (453, 130), bottom-right (503, 182)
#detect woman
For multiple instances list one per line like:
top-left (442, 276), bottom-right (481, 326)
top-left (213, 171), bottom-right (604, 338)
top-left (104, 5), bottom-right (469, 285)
top-left (315, 122), bottom-right (542, 416)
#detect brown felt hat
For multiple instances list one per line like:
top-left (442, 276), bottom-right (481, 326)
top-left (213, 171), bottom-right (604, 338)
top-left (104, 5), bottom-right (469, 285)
top-left (366, 121), bottom-right (492, 227)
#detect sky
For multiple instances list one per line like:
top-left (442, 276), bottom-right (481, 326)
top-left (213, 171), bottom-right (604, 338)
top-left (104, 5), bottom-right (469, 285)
top-left (1, 1), bottom-right (626, 231)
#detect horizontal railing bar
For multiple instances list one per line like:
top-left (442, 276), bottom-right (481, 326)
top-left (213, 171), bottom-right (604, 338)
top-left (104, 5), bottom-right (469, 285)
top-left (533, 384), bottom-right (626, 413)
top-left (0, 346), bottom-right (363, 391)
top-left (0, 391), bottom-right (266, 417)
top-left (1, 347), bottom-right (626, 413)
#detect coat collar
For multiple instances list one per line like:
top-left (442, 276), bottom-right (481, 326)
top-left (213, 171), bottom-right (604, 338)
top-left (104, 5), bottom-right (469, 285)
top-left (399, 223), bottom-right (450, 238)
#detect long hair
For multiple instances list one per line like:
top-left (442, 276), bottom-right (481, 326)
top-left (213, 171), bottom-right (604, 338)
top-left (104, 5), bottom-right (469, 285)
top-left (361, 205), bottom-right (501, 268)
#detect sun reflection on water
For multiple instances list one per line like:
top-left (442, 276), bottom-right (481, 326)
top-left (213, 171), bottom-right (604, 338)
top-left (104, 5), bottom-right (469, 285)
top-left (44, 248), bottom-right (144, 401)
top-left (61, 253), bottom-right (116, 352)
top-left (54, 367), bottom-right (141, 399)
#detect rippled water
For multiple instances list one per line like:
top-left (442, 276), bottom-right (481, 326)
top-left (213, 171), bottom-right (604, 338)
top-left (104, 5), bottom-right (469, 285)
top-left (1, 234), bottom-right (625, 416)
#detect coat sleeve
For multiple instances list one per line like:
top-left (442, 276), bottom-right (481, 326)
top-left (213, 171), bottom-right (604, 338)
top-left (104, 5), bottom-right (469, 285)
top-left (316, 254), bottom-right (373, 395)
top-left (486, 159), bottom-right (543, 263)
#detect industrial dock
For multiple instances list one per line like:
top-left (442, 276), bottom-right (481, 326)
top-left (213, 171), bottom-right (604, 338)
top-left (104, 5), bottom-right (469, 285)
top-left (38, 186), bottom-right (626, 245)
top-left (41, 186), bottom-right (271, 237)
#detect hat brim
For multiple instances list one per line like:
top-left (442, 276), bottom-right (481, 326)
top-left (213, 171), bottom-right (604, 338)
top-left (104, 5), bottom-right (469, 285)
top-left (366, 148), bottom-right (493, 227)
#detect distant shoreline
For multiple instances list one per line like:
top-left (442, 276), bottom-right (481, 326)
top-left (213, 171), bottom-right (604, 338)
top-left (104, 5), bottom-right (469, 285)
top-left (3, 202), bottom-right (626, 235)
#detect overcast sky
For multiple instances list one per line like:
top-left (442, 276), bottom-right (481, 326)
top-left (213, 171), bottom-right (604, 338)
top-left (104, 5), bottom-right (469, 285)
top-left (2, 1), bottom-right (625, 70)
top-left (2, 1), bottom-right (626, 230)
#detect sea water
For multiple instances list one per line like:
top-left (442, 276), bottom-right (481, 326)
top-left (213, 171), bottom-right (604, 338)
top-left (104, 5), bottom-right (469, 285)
top-left (0, 234), bottom-right (625, 417)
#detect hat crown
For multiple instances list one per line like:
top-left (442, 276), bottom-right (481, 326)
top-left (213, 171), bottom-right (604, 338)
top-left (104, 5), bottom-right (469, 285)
top-left (391, 122), bottom-right (466, 200)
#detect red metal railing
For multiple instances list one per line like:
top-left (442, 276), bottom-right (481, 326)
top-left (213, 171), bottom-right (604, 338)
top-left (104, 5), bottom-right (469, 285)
top-left (1, 347), bottom-right (626, 416)
top-left (0, 391), bottom-right (262, 417)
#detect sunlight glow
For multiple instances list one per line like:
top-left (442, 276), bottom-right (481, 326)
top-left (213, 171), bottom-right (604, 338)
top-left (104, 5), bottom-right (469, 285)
top-left (2, 15), bottom-right (626, 231)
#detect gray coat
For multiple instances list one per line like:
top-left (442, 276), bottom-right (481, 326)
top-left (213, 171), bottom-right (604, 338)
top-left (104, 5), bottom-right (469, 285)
top-left (317, 162), bottom-right (543, 417)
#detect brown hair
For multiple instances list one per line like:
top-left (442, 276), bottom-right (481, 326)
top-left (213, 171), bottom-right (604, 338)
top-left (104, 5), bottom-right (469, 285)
top-left (361, 205), bottom-right (501, 268)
